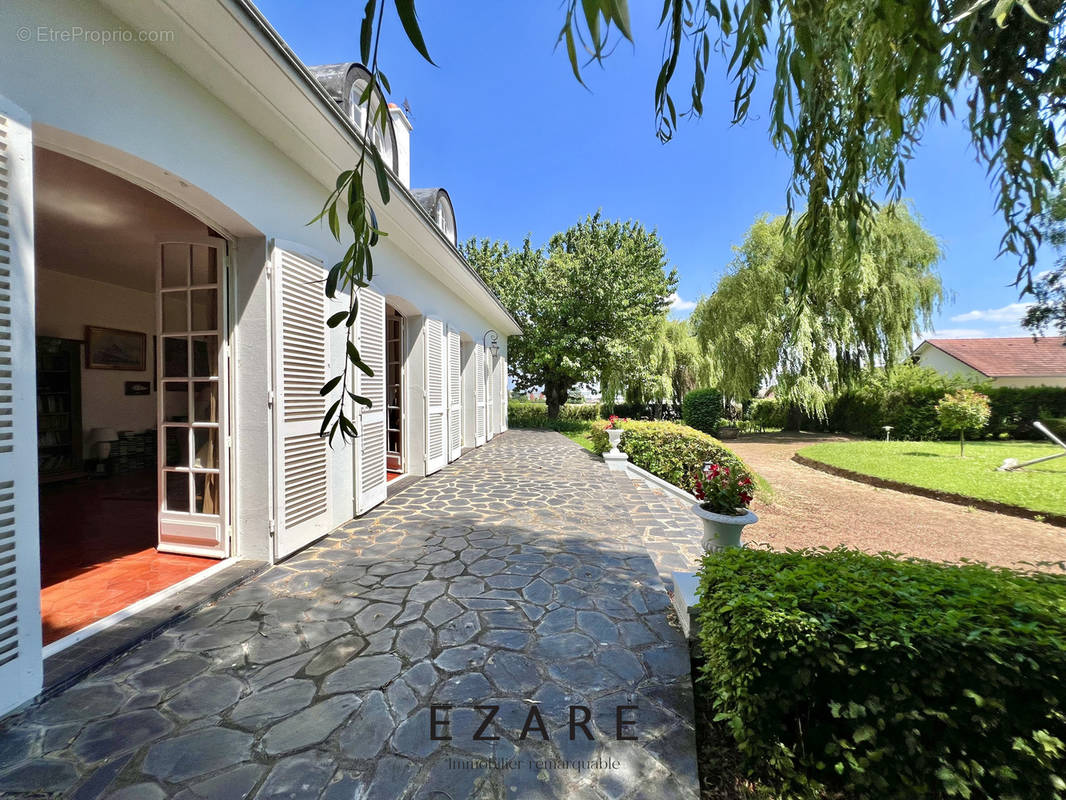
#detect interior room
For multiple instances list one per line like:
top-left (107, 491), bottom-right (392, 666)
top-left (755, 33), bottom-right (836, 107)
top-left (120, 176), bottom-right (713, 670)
top-left (33, 148), bottom-right (219, 645)
top-left (386, 304), bottom-right (405, 481)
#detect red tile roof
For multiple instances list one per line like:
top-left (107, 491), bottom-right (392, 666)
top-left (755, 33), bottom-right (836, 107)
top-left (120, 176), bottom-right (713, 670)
top-left (921, 337), bottom-right (1066, 377)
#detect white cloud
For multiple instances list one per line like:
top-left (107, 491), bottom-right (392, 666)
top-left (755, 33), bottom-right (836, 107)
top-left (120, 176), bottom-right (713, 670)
top-left (950, 302), bottom-right (1031, 324)
top-left (668, 292), bottom-right (697, 314)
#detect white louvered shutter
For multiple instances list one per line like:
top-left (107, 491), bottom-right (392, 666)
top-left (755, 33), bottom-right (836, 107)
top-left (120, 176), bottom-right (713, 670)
top-left (447, 327), bottom-right (461, 462)
top-left (355, 287), bottom-right (386, 514)
top-left (424, 317), bottom-right (447, 474)
top-left (474, 342), bottom-right (486, 446)
top-left (485, 350), bottom-right (495, 442)
top-left (0, 96), bottom-right (43, 715)
top-left (500, 354), bottom-right (508, 432)
top-left (271, 244), bottom-right (332, 559)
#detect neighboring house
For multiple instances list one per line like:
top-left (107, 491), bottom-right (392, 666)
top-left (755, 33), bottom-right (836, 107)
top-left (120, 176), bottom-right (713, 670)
top-left (912, 337), bottom-right (1066, 388)
top-left (0, 0), bottom-right (520, 714)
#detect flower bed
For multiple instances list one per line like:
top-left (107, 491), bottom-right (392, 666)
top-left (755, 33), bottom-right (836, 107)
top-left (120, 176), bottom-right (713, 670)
top-left (588, 419), bottom-right (753, 495)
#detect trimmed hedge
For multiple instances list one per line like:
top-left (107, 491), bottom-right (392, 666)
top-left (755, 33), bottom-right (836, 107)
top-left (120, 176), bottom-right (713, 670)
top-left (589, 419), bottom-right (751, 494)
top-left (682, 388), bottom-right (724, 435)
top-left (508, 402), bottom-right (603, 428)
top-left (831, 366), bottom-right (1066, 440)
top-left (697, 546), bottom-right (1066, 800)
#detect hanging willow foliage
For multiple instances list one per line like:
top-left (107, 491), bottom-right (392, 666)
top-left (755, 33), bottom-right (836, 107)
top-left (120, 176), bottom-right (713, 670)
top-left (313, 0), bottom-right (434, 445)
top-left (692, 204), bottom-right (944, 417)
top-left (556, 0), bottom-right (1063, 292)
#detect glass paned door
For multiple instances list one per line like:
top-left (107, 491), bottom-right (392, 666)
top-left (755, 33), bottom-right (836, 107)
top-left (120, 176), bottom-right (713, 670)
top-left (157, 240), bottom-right (229, 558)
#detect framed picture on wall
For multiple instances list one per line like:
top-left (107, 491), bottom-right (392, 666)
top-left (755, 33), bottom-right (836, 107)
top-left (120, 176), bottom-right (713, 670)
top-left (85, 326), bottom-right (147, 371)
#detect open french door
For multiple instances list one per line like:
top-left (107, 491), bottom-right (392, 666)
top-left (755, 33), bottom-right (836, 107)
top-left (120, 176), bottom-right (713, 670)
top-left (0, 94), bottom-right (44, 715)
top-left (157, 238), bottom-right (230, 558)
top-left (424, 317), bottom-right (447, 474)
top-left (355, 287), bottom-right (387, 514)
top-left (447, 327), bottom-right (462, 462)
top-left (270, 243), bottom-right (332, 560)
top-left (474, 342), bottom-right (486, 446)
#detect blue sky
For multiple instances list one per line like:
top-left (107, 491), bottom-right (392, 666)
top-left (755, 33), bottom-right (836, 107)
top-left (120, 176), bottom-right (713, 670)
top-left (257, 0), bottom-right (1042, 340)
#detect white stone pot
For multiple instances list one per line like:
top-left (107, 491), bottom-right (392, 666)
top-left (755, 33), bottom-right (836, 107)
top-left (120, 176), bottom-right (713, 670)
top-left (692, 504), bottom-right (758, 552)
top-left (606, 428), bottom-right (624, 454)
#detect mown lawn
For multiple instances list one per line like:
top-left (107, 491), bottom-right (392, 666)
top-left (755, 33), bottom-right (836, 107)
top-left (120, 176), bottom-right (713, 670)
top-left (562, 429), bottom-right (596, 452)
top-left (799, 440), bottom-right (1066, 516)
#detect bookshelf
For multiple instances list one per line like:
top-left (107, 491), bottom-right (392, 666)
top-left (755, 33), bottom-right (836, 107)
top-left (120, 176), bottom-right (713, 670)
top-left (36, 337), bottom-right (83, 481)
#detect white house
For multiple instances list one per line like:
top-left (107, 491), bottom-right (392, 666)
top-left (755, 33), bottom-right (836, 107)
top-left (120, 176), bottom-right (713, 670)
top-left (0, 0), bottom-right (519, 715)
top-left (913, 337), bottom-right (1066, 388)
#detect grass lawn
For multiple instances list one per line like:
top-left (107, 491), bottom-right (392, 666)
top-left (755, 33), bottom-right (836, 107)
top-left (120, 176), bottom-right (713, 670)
top-left (799, 439), bottom-right (1066, 517)
top-left (562, 429), bottom-right (596, 452)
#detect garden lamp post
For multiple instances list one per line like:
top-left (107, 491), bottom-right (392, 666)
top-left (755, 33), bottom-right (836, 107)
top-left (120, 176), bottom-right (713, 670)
top-left (883, 425), bottom-right (893, 442)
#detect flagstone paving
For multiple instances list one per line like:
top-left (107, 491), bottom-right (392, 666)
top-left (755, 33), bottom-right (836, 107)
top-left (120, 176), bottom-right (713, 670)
top-left (0, 430), bottom-right (699, 799)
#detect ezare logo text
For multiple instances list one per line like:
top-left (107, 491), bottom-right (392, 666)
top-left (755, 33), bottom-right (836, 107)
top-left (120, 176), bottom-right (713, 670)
top-left (429, 703), bottom-right (639, 741)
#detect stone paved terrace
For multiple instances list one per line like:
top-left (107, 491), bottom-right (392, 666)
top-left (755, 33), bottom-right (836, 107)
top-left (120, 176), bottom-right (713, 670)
top-left (0, 430), bottom-right (700, 800)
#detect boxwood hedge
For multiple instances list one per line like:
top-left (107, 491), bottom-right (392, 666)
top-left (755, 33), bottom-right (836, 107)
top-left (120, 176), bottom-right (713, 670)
top-left (508, 402), bottom-right (603, 428)
top-left (589, 419), bottom-right (752, 494)
top-left (696, 546), bottom-right (1066, 799)
top-left (682, 388), bottom-right (724, 435)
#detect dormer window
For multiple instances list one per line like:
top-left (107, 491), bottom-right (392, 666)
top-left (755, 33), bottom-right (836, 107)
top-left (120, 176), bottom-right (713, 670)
top-left (345, 67), bottom-right (397, 173)
top-left (434, 196), bottom-right (454, 242)
top-left (412, 188), bottom-right (457, 246)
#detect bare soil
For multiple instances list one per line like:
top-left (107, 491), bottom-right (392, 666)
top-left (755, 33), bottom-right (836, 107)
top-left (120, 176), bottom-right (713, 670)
top-left (730, 432), bottom-right (1066, 573)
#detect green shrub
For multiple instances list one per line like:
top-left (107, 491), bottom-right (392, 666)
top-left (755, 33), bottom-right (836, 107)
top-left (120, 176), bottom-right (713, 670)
top-left (831, 365), bottom-right (1066, 441)
top-left (682, 388), bottom-right (724, 435)
top-left (747, 397), bottom-right (787, 430)
top-left (508, 402), bottom-right (603, 429)
top-left (696, 546), bottom-right (1066, 800)
top-left (589, 419), bottom-right (751, 494)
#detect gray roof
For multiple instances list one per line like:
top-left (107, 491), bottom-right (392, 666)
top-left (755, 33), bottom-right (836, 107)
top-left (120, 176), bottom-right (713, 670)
top-left (306, 62), bottom-right (359, 103)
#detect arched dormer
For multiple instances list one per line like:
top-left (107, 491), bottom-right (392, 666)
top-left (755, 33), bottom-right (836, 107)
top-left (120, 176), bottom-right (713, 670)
top-left (412, 188), bottom-right (456, 245)
top-left (308, 62), bottom-right (398, 174)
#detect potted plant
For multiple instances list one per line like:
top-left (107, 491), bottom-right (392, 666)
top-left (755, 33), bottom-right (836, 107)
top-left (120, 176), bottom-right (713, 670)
top-left (603, 415), bottom-right (627, 454)
top-left (691, 462), bottom-right (758, 551)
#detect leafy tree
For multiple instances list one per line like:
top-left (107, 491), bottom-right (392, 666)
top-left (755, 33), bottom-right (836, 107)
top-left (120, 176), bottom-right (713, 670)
top-left (464, 214), bottom-right (677, 420)
top-left (692, 204), bottom-right (942, 424)
top-left (601, 317), bottom-right (715, 406)
top-left (936, 388), bottom-right (992, 456)
top-left (1024, 168), bottom-right (1066, 338)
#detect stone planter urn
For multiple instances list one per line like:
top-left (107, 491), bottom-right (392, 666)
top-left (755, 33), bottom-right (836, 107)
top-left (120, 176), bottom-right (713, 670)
top-left (692, 504), bottom-right (758, 552)
top-left (606, 428), bottom-right (624, 453)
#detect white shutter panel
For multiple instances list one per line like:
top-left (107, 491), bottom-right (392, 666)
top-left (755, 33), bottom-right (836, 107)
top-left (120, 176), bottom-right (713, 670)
top-left (424, 317), bottom-right (447, 474)
top-left (355, 287), bottom-right (386, 514)
top-left (474, 342), bottom-right (486, 447)
top-left (500, 354), bottom-right (508, 432)
top-left (447, 328), bottom-right (461, 462)
top-left (484, 350), bottom-right (495, 442)
top-left (271, 244), bottom-right (332, 559)
top-left (0, 96), bottom-right (43, 715)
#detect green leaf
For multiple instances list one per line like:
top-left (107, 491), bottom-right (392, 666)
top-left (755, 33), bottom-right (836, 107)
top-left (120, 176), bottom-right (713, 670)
top-left (348, 391), bottom-right (373, 408)
top-left (370, 144), bottom-right (391, 204)
top-left (327, 202), bottom-right (341, 242)
top-left (608, 0), bottom-right (632, 41)
top-left (327, 310), bottom-right (348, 328)
top-left (346, 296), bottom-right (360, 327)
top-left (393, 0), bottom-right (435, 65)
top-left (325, 264), bottom-right (342, 299)
top-left (359, 0), bottom-right (376, 63)
top-left (319, 398), bottom-right (341, 437)
top-left (319, 375), bottom-right (342, 396)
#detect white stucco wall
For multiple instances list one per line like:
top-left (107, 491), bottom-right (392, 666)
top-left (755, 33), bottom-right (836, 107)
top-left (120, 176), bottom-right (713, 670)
top-left (3, 0), bottom-right (510, 562)
top-left (916, 346), bottom-right (1066, 388)
top-left (35, 269), bottom-right (156, 458)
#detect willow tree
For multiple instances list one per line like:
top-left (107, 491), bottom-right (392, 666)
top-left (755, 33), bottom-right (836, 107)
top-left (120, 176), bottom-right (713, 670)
top-left (693, 205), bottom-right (942, 422)
top-left (601, 317), bottom-right (716, 406)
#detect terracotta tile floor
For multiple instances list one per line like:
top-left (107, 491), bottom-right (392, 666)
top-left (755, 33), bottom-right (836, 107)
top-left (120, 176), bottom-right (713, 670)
top-left (387, 470), bottom-right (403, 482)
top-left (39, 470), bottom-right (215, 645)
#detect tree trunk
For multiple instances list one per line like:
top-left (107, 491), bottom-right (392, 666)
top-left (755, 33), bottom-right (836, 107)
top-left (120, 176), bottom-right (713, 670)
top-left (785, 403), bottom-right (804, 432)
top-left (960, 430), bottom-right (965, 457)
top-left (545, 381), bottom-right (570, 421)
